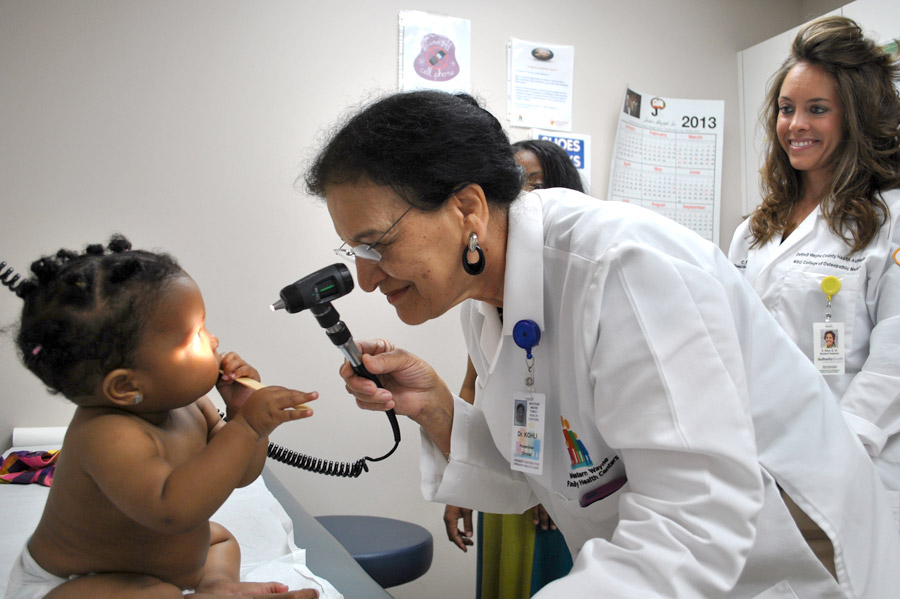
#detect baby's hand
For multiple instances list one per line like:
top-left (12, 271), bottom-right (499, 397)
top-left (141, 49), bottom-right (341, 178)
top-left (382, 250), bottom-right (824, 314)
top-left (217, 351), bottom-right (260, 411)
top-left (232, 386), bottom-right (316, 439)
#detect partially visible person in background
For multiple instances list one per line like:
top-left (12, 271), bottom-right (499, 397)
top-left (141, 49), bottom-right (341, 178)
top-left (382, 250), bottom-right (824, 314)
top-left (511, 139), bottom-right (585, 195)
top-left (443, 139), bottom-right (582, 599)
top-left (728, 17), bottom-right (900, 512)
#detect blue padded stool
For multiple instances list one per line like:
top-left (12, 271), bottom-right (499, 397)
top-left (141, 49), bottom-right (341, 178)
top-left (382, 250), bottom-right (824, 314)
top-left (315, 515), bottom-right (433, 588)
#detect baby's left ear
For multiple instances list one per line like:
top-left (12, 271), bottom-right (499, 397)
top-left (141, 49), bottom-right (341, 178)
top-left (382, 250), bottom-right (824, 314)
top-left (102, 369), bottom-right (142, 406)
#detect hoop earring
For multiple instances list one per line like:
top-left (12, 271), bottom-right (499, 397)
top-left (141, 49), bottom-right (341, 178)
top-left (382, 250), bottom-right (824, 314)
top-left (462, 233), bottom-right (485, 275)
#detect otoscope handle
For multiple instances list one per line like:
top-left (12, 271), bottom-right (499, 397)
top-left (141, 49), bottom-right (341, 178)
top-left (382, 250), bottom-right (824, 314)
top-left (351, 360), bottom-right (381, 388)
top-left (311, 302), bottom-right (402, 447)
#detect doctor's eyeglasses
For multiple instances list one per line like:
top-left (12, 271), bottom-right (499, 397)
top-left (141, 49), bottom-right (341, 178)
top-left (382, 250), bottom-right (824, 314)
top-left (334, 206), bottom-right (413, 263)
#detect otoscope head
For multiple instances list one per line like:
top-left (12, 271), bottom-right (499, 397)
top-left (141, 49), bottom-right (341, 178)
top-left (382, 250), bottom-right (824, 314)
top-left (271, 263), bottom-right (355, 313)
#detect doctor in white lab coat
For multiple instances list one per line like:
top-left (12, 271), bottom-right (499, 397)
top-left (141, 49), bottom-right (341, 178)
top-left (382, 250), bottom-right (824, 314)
top-left (728, 17), bottom-right (900, 499)
top-left (305, 90), bottom-right (900, 598)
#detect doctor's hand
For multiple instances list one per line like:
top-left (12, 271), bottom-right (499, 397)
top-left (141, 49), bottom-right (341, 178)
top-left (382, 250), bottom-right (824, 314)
top-left (443, 504), bottom-right (474, 552)
top-left (340, 339), bottom-right (454, 453)
top-left (339, 339), bottom-right (451, 418)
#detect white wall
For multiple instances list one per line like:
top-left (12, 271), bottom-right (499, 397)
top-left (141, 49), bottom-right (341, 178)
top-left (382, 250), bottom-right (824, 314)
top-left (0, 2), bottom-right (818, 597)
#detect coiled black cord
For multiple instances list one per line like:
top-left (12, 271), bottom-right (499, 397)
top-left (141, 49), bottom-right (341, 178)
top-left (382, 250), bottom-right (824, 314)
top-left (219, 409), bottom-right (398, 478)
top-left (266, 443), bottom-right (369, 477)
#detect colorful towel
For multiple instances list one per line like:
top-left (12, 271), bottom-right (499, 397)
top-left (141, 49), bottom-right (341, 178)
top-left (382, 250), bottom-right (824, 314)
top-left (0, 450), bottom-right (59, 486)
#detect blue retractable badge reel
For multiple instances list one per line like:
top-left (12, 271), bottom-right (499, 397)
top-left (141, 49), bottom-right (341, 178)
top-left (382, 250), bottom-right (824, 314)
top-left (513, 319), bottom-right (541, 359)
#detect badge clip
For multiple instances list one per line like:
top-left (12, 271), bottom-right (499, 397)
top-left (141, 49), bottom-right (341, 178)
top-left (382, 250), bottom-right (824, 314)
top-left (513, 319), bottom-right (541, 359)
top-left (513, 320), bottom-right (541, 390)
top-left (820, 276), bottom-right (841, 322)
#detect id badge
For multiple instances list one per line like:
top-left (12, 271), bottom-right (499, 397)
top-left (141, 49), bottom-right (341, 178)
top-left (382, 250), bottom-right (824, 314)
top-left (510, 391), bottom-right (545, 475)
top-left (813, 322), bottom-right (845, 375)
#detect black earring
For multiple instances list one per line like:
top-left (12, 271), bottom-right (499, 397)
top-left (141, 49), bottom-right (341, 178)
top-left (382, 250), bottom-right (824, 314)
top-left (462, 233), bottom-right (485, 275)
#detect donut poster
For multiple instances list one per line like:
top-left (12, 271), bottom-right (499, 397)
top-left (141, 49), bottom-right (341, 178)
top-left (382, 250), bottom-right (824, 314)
top-left (398, 11), bottom-right (471, 94)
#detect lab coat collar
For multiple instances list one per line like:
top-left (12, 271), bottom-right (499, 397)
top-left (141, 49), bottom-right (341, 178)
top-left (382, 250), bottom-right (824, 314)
top-left (756, 202), bottom-right (820, 279)
top-left (500, 191), bottom-right (545, 336)
top-left (472, 191), bottom-right (545, 373)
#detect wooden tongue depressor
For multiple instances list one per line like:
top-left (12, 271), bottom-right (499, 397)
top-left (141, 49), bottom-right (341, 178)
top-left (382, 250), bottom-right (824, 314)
top-left (219, 370), bottom-right (313, 414)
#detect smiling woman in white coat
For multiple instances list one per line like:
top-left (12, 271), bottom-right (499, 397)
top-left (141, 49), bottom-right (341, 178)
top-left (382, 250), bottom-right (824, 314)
top-left (728, 17), bottom-right (900, 505)
top-left (305, 90), bottom-right (900, 598)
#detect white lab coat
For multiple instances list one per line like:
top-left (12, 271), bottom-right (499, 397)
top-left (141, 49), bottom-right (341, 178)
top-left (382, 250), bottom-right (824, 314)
top-left (419, 190), bottom-right (900, 598)
top-left (729, 190), bottom-right (900, 495)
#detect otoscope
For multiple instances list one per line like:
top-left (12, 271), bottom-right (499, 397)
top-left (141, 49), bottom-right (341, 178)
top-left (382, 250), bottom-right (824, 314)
top-left (268, 263), bottom-right (401, 476)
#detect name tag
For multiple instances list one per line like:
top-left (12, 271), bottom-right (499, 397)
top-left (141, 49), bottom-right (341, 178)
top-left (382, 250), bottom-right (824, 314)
top-left (510, 391), bottom-right (546, 475)
top-left (813, 322), bottom-right (845, 375)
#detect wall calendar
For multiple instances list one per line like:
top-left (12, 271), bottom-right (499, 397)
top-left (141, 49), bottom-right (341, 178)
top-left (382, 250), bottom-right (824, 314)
top-left (608, 87), bottom-right (724, 244)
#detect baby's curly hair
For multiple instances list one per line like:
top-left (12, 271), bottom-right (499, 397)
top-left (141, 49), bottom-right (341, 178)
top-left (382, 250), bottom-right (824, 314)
top-left (14, 235), bottom-right (185, 401)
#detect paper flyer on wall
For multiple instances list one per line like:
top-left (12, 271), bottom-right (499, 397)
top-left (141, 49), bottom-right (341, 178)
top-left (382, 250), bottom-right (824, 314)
top-left (531, 129), bottom-right (592, 191)
top-left (507, 38), bottom-right (574, 131)
top-left (608, 87), bottom-right (724, 244)
top-left (398, 11), bottom-right (471, 93)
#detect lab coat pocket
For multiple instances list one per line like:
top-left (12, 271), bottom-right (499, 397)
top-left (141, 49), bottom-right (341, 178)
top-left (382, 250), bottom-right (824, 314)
top-left (550, 480), bottom-right (628, 548)
top-left (778, 270), bottom-right (860, 358)
top-left (574, 479), bottom-right (628, 528)
top-left (751, 580), bottom-right (799, 599)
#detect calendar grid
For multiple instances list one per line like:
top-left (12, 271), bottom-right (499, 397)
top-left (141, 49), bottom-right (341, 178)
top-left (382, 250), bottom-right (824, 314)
top-left (608, 90), bottom-right (724, 244)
